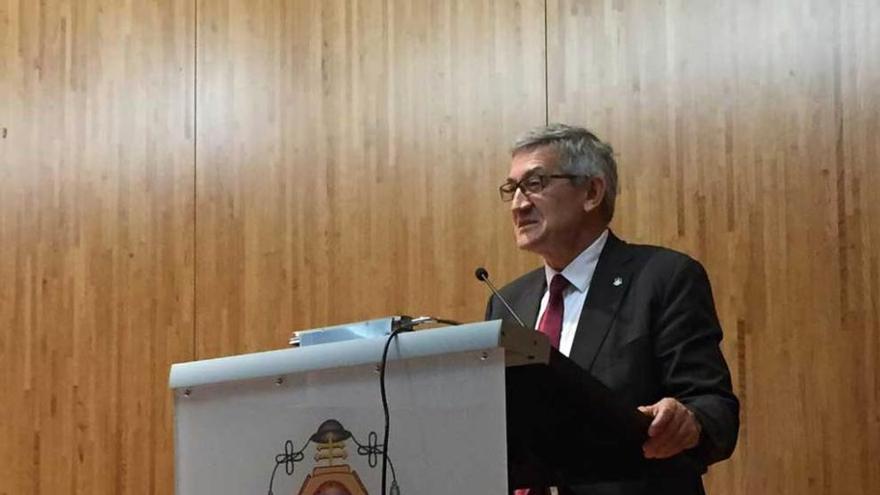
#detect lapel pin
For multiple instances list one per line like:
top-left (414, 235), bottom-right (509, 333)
top-left (612, 276), bottom-right (623, 287)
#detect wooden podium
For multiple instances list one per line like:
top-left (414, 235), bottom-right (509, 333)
top-left (169, 320), bottom-right (653, 494)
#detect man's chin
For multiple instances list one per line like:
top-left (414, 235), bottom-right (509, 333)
top-left (515, 234), bottom-right (545, 253)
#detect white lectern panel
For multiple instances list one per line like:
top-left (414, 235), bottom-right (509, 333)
top-left (173, 346), bottom-right (507, 495)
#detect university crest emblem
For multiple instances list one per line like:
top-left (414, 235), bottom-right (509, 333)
top-left (267, 419), bottom-right (397, 495)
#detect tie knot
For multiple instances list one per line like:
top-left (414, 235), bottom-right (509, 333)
top-left (548, 274), bottom-right (569, 296)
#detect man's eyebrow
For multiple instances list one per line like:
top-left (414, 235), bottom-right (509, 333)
top-left (507, 166), bottom-right (548, 181)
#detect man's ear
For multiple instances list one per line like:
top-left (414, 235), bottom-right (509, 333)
top-left (582, 176), bottom-right (606, 214)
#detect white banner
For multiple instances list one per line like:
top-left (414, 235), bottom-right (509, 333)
top-left (174, 346), bottom-right (508, 495)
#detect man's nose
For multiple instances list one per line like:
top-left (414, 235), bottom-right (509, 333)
top-left (510, 187), bottom-right (532, 211)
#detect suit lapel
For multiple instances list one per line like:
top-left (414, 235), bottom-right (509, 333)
top-left (568, 232), bottom-right (635, 372)
top-left (512, 269), bottom-right (546, 329)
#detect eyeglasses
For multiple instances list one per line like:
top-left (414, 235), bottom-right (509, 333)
top-left (498, 174), bottom-right (585, 202)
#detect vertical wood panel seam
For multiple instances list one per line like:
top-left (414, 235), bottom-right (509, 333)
top-left (831, 0), bottom-right (849, 335)
top-left (544, 0), bottom-right (549, 125)
top-left (736, 318), bottom-right (746, 446)
top-left (193, 0), bottom-right (199, 362)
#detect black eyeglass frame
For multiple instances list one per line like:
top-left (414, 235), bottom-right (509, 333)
top-left (498, 173), bottom-right (587, 202)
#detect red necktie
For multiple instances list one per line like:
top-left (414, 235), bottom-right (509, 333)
top-left (514, 275), bottom-right (568, 495)
top-left (537, 274), bottom-right (568, 349)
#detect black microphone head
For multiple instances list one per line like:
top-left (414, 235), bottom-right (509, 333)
top-left (474, 267), bottom-right (489, 281)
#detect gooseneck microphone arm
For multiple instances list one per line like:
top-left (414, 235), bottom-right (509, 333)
top-left (474, 267), bottom-right (527, 327)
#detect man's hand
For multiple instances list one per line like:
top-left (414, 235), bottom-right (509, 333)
top-left (638, 398), bottom-right (702, 459)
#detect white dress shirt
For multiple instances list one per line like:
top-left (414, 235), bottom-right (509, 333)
top-left (535, 229), bottom-right (609, 357)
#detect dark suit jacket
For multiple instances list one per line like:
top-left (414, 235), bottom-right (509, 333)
top-left (486, 232), bottom-right (739, 495)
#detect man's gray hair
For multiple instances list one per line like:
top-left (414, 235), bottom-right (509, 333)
top-left (511, 123), bottom-right (618, 221)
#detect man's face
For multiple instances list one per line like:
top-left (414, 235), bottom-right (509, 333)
top-left (507, 146), bottom-right (591, 257)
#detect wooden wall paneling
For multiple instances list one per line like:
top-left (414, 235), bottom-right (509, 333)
top-left (195, 0), bottom-right (546, 359)
top-left (0, 0), bottom-right (13, 489)
top-left (0, 0), bottom-right (195, 493)
top-left (547, 0), bottom-right (879, 494)
top-left (838, 1), bottom-right (880, 491)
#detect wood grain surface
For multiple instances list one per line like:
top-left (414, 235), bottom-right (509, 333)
top-left (0, 1), bottom-right (195, 493)
top-left (547, 0), bottom-right (879, 493)
top-left (194, 0), bottom-right (545, 359)
top-left (1, 0), bottom-right (877, 493)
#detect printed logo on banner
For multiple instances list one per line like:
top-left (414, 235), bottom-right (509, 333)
top-left (266, 419), bottom-right (397, 495)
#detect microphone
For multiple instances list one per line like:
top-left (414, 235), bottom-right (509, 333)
top-left (474, 267), bottom-right (527, 327)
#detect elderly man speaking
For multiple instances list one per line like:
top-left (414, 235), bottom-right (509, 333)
top-left (485, 124), bottom-right (739, 495)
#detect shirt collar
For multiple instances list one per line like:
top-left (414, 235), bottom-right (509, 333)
top-left (543, 229), bottom-right (610, 293)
